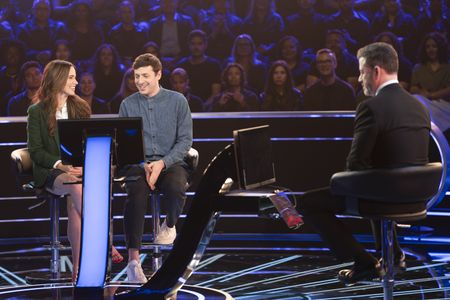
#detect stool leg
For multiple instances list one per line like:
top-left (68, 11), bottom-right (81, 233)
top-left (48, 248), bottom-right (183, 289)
top-left (49, 196), bottom-right (61, 279)
top-left (381, 220), bottom-right (394, 300)
top-left (151, 193), bottom-right (162, 271)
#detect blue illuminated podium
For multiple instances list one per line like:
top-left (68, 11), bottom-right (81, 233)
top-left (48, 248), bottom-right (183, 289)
top-left (57, 118), bottom-right (144, 289)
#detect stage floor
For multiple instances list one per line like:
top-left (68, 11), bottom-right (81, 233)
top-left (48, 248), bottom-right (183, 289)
top-left (0, 240), bottom-right (449, 299)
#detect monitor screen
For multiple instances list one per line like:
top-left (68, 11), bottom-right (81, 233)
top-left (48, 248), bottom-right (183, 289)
top-left (233, 125), bottom-right (276, 189)
top-left (58, 117), bottom-right (144, 167)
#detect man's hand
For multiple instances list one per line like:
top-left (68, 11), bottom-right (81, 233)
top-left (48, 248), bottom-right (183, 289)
top-left (144, 160), bottom-right (165, 190)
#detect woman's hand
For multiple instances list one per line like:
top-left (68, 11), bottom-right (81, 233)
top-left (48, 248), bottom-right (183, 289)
top-left (56, 162), bottom-right (83, 177)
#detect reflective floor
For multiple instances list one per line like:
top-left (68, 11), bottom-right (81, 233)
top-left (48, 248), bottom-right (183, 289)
top-left (0, 240), bottom-right (449, 299)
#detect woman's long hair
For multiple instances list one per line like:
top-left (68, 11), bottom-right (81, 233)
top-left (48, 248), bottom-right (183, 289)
top-left (418, 31), bottom-right (448, 64)
top-left (264, 60), bottom-right (295, 98)
top-left (117, 68), bottom-right (136, 98)
top-left (35, 60), bottom-right (91, 136)
top-left (221, 62), bottom-right (247, 91)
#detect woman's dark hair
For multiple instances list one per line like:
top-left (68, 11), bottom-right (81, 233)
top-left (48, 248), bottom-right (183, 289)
top-left (0, 38), bottom-right (26, 66)
top-left (373, 31), bottom-right (404, 56)
top-left (221, 62), bottom-right (247, 90)
top-left (92, 43), bottom-right (123, 75)
top-left (418, 31), bottom-right (448, 64)
top-left (264, 60), bottom-right (295, 97)
top-left (276, 35), bottom-right (303, 62)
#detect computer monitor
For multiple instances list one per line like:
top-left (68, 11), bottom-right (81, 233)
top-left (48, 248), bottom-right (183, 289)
top-left (58, 117), bottom-right (144, 167)
top-left (233, 125), bottom-right (276, 189)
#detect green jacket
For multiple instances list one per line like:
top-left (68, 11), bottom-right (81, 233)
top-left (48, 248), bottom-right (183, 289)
top-left (27, 102), bottom-right (61, 187)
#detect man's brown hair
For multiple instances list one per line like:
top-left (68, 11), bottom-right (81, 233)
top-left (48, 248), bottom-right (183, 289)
top-left (132, 53), bottom-right (162, 73)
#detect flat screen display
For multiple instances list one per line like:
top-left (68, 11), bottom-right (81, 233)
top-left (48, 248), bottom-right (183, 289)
top-left (233, 125), bottom-right (276, 189)
top-left (58, 117), bottom-right (144, 167)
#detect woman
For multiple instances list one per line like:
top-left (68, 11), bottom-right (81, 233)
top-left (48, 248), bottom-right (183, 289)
top-left (226, 34), bottom-right (267, 94)
top-left (53, 39), bottom-right (72, 62)
top-left (78, 71), bottom-right (111, 114)
top-left (261, 60), bottom-right (303, 111)
top-left (27, 60), bottom-right (121, 281)
top-left (410, 32), bottom-right (450, 101)
top-left (91, 43), bottom-right (125, 102)
top-left (211, 63), bottom-right (260, 112)
top-left (109, 68), bottom-right (137, 114)
top-left (276, 35), bottom-right (311, 92)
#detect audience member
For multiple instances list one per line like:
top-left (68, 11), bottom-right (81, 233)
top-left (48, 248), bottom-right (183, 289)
top-left (370, 0), bottom-right (417, 60)
top-left (308, 29), bottom-right (359, 90)
top-left (417, 0), bottom-right (449, 42)
top-left (108, 1), bottom-right (149, 65)
top-left (176, 29), bottom-right (222, 102)
top-left (110, 68), bottom-right (137, 114)
top-left (148, 0), bottom-right (195, 60)
top-left (91, 43), bottom-right (125, 102)
top-left (53, 39), bottom-right (72, 62)
top-left (242, 0), bottom-right (285, 58)
top-left (261, 60), bottom-right (303, 111)
top-left (227, 34), bottom-right (267, 94)
top-left (304, 48), bottom-right (356, 110)
top-left (211, 62), bottom-right (260, 112)
top-left (327, 0), bottom-right (371, 51)
top-left (16, 0), bottom-right (68, 65)
top-left (276, 35), bottom-right (311, 92)
top-left (411, 32), bottom-right (450, 101)
top-left (374, 31), bottom-right (412, 90)
top-left (285, 0), bottom-right (329, 52)
top-left (66, 0), bottom-right (104, 62)
top-left (0, 39), bottom-right (26, 115)
top-left (7, 61), bottom-right (42, 116)
top-left (170, 67), bottom-right (204, 112)
top-left (77, 71), bottom-right (111, 114)
top-left (200, 0), bottom-right (243, 60)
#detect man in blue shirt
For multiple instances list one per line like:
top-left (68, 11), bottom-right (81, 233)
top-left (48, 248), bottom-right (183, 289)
top-left (119, 53), bottom-right (193, 283)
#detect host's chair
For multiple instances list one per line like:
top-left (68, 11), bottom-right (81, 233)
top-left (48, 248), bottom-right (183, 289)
top-left (10, 148), bottom-right (71, 283)
top-left (149, 147), bottom-right (199, 271)
top-left (330, 162), bottom-right (443, 300)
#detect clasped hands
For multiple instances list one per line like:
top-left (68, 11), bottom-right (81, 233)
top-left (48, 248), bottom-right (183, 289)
top-left (56, 162), bottom-right (83, 177)
top-left (144, 160), bottom-right (165, 190)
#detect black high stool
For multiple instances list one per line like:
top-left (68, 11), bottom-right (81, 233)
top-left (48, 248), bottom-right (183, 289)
top-left (330, 162), bottom-right (443, 300)
top-left (10, 148), bottom-right (71, 283)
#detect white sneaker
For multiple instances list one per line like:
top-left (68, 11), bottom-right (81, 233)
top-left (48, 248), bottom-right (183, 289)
top-left (154, 220), bottom-right (176, 244)
top-left (126, 259), bottom-right (147, 283)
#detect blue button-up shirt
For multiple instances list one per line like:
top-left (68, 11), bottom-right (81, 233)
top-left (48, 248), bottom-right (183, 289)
top-left (119, 88), bottom-right (192, 169)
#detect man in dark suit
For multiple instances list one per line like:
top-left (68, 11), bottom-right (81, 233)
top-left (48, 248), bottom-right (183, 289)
top-left (299, 42), bottom-right (431, 284)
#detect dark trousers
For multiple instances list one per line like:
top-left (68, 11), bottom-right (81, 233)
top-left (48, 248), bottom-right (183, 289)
top-left (299, 187), bottom-right (378, 266)
top-left (119, 163), bottom-right (189, 250)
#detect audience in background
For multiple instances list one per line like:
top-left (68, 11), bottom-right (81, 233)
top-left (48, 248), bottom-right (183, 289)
top-left (304, 48), bottom-right (356, 110)
top-left (411, 32), bottom-right (450, 102)
top-left (108, 0), bottom-right (149, 66)
top-left (176, 29), bottom-right (222, 102)
top-left (261, 60), bottom-right (303, 111)
top-left (226, 34), bottom-right (267, 94)
top-left (7, 61), bottom-right (42, 116)
top-left (66, 0), bottom-right (104, 62)
top-left (211, 62), bottom-right (260, 112)
top-left (242, 0), bottom-right (285, 58)
top-left (110, 68), bottom-right (137, 114)
top-left (91, 43), bottom-right (125, 102)
top-left (200, 0), bottom-right (243, 60)
top-left (77, 71), bottom-right (110, 114)
top-left (0, 0), bottom-right (446, 116)
top-left (0, 39), bottom-right (26, 115)
top-left (276, 35), bottom-right (311, 92)
top-left (148, 0), bottom-right (195, 60)
top-left (170, 67), bottom-right (204, 112)
top-left (16, 0), bottom-right (68, 65)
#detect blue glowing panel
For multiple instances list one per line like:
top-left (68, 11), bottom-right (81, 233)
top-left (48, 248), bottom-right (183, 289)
top-left (76, 136), bottom-right (112, 288)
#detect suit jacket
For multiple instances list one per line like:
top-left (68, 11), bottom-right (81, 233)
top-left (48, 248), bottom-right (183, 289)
top-left (148, 14), bottom-right (195, 57)
top-left (27, 103), bottom-right (61, 187)
top-left (346, 83), bottom-right (431, 171)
